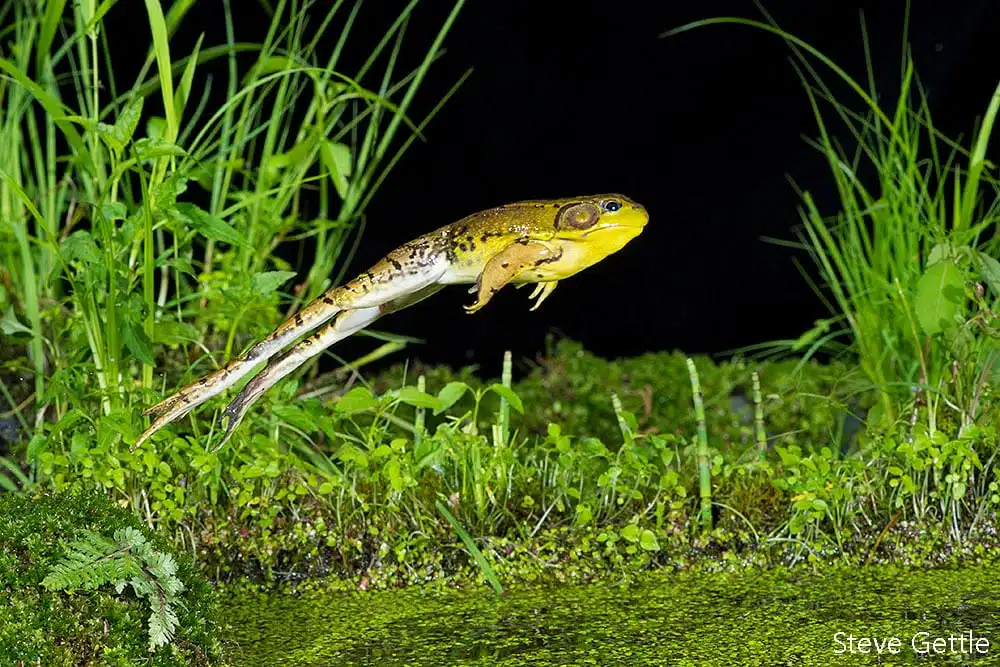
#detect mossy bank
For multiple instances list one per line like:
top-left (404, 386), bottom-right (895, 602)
top-left (0, 490), bottom-right (224, 666)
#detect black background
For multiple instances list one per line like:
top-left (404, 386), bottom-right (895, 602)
top-left (109, 1), bottom-right (1000, 374)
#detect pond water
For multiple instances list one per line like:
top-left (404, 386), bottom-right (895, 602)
top-left (222, 565), bottom-right (1000, 665)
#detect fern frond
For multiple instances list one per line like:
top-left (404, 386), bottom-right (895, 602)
top-left (147, 597), bottom-right (180, 650)
top-left (42, 526), bottom-right (187, 650)
top-left (41, 530), bottom-right (140, 591)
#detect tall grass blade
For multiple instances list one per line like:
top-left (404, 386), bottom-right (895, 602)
top-left (436, 499), bottom-right (504, 595)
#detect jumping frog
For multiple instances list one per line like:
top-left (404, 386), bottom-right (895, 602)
top-left (133, 194), bottom-right (649, 449)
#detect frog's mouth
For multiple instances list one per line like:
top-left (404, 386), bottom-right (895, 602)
top-left (580, 223), bottom-right (643, 237)
top-left (557, 223), bottom-right (645, 264)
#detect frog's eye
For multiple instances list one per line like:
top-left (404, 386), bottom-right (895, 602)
top-left (601, 199), bottom-right (622, 213)
top-left (555, 202), bottom-right (600, 230)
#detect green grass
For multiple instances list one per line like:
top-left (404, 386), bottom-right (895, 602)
top-left (665, 8), bottom-right (1000, 440)
top-left (436, 498), bottom-right (504, 595)
top-left (0, 0), bottom-right (467, 495)
top-left (658, 4), bottom-right (1000, 550)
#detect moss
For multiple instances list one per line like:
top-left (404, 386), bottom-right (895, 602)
top-left (0, 489), bottom-right (224, 666)
top-left (376, 337), bottom-right (872, 452)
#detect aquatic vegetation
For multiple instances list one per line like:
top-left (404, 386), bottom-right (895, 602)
top-left (221, 563), bottom-right (1000, 666)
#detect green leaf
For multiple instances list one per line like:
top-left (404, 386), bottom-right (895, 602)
top-left (51, 408), bottom-right (86, 438)
top-left (336, 443), bottom-right (369, 468)
top-left (146, 116), bottom-right (167, 140)
top-left (487, 383), bottom-right (523, 414)
top-left (143, 0), bottom-right (177, 141)
top-left (434, 381), bottom-right (468, 415)
top-left (122, 318), bottom-right (155, 366)
top-left (396, 386), bottom-right (443, 409)
top-left (0, 58), bottom-right (94, 174)
top-left (60, 230), bottom-right (102, 265)
top-left (36, 0), bottom-right (68, 72)
top-left (26, 434), bottom-right (48, 462)
top-left (252, 55), bottom-right (300, 79)
top-left (436, 499), bottom-right (504, 595)
top-left (151, 320), bottom-right (200, 346)
top-left (80, 0), bottom-right (118, 36)
top-left (976, 251), bottom-right (1000, 297)
top-left (791, 318), bottom-right (831, 352)
top-left (263, 138), bottom-right (316, 179)
top-left (0, 457), bottom-right (30, 489)
top-left (173, 34), bottom-right (203, 123)
top-left (272, 405), bottom-right (318, 432)
top-left (639, 529), bottom-right (660, 551)
top-left (1, 306), bottom-right (31, 336)
top-left (133, 137), bottom-right (185, 161)
top-left (174, 202), bottom-right (246, 247)
top-left (335, 386), bottom-right (379, 414)
top-left (189, 162), bottom-right (212, 190)
top-left (153, 171), bottom-right (189, 209)
top-left (102, 201), bottom-right (127, 221)
top-left (915, 259), bottom-right (966, 335)
top-left (0, 472), bottom-right (16, 492)
top-left (386, 458), bottom-right (404, 492)
top-left (926, 243), bottom-right (951, 266)
top-left (251, 271), bottom-right (297, 296)
top-left (97, 97), bottom-right (144, 154)
top-left (320, 140), bottom-right (352, 199)
top-left (158, 256), bottom-right (196, 278)
top-left (41, 525), bottom-right (184, 651)
top-left (188, 157), bottom-right (243, 191)
top-left (620, 524), bottom-right (640, 543)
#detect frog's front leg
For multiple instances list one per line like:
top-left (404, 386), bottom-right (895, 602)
top-left (218, 283), bottom-right (444, 445)
top-left (464, 241), bottom-right (562, 314)
top-left (524, 281), bottom-right (559, 312)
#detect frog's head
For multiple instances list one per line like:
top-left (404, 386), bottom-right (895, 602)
top-left (549, 193), bottom-right (648, 262)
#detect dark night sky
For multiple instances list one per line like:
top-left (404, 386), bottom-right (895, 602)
top-left (114, 1), bottom-right (1000, 374)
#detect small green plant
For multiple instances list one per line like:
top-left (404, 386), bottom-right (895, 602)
top-left (43, 527), bottom-right (184, 650)
top-left (687, 357), bottom-right (713, 532)
top-left (752, 370), bottom-right (767, 459)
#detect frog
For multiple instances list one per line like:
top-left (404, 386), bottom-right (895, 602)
top-left (133, 193), bottom-right (649, 450)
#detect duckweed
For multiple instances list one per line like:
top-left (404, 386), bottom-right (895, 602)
top-left (222, 564), bottom-right (1000, 666)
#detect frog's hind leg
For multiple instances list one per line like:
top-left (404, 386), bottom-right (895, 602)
top-left (218, 284), bottom-right (444, 446)
top-left (134, 289), bottom-right (350, 451)
top-left (134, 253), bottom-right (447, 451)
